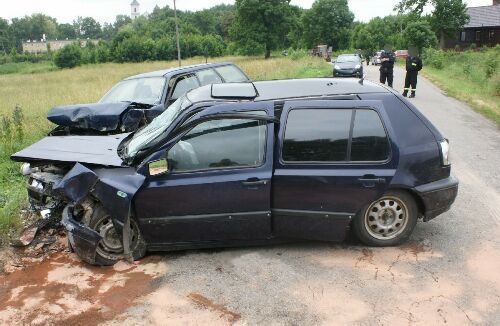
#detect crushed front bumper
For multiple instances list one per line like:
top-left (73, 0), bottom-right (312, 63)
top-left (62, 205), bottom-right (102, 264)
top-left (413, 175), bottom-right (459, 221)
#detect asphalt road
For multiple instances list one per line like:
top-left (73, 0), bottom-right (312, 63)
top-left (1, 64), bottom-right (499, 325)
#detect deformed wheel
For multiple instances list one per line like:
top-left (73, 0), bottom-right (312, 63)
top-left (88, 205), bottom-right (146, 266)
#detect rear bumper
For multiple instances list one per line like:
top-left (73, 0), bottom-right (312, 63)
top-left (413, 175), bottom-right (459, 221)
top-left (62, 205), bottom-right (102, 264)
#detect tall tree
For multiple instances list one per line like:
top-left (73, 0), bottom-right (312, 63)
top-left (74, 17), bottom-right (102, 39)
top-left (301, 0), bottom-right (354, 50)
top-left (403, 20), bottom-right (437, 51)
top-left (396, 0), bottom-right (469, 48)
top-left (57, 23), bottom-right (76, 40)
top-left (0, 18), bottom-right (14, 53)
top-left (231, 0), bottom-right (292, 58)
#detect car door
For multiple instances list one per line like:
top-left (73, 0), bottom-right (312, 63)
top-left (134, 102), bottom-right (276, 246)
top-left (272, 100), bottom-right (397, 241)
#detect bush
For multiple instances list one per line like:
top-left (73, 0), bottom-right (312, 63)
top-left (491, 74), bottom-right (500, 96)
top-left (288, 48), bottom-right (308, 60)
top-left (422, 48), bottom-right (445, 69)
top-left (54, 44), bottom-right (82, 69)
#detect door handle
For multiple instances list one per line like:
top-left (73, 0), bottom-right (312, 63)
top-left (358, 175), bottom-right (386, 188)
top-left (358, 177), bottom-right (386, 183)
top-left (242, 178), bottom-right (268, 187)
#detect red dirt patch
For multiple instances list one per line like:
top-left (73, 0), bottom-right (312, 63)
top-left (0, 253), bottom-right (165, 325)
top-left (188, 292), bottom-right (241, 323)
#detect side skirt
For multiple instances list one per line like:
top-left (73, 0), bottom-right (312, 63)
top-left (272, 209), bottom-right (353, 242)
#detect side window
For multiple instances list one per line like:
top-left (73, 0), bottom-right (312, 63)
top-left (351, 110), bottom-right (390, 161)
top-left (196, 69), bottom-right (222, 86)
top-left (171, 74), bottom-right (200, 100)
top-left (282, 109), bottom-right (351, 162)
top-left (214, 65), bottom-right (248, 82)
top-left (167, 118), bottom-right (267, 172)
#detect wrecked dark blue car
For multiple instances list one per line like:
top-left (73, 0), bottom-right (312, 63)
top-left (12, 78), bottom-right (458, 265)
top-left (47, 62), bottom-right (249, 135)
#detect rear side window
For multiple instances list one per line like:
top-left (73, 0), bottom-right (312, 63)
top-left (282, 109), bottom-right (351, 161)
top-left (282, 108), bottom-right (389, 163)
top-left (351, 110), bottom-right (390, 161)
top-left (196, 69), bottom-right (222, 86)
top-left (214, 65), bottom-right (248, 82)
top-left (171, 74), bottom-right (200, 100)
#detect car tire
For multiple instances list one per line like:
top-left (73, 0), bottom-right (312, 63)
top-left (88, 205), bottom-right (147, 266)
top-left (352, 190), bottom-right (418, 246)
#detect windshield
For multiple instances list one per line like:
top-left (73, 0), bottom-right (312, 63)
top-left (100, 77), bottom-right (166, 105)
top-left (126, 95), bottom-right (192, 158)
top-left (337, 56), bottom-right (359, 63)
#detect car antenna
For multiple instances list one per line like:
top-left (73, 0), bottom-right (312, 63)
top-left (358, 74), bottom-right (365, 85)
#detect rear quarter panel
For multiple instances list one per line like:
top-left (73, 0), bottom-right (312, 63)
top-left (359, 93), bottom-right (449, 188)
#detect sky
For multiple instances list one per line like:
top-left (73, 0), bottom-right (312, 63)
top-left (0, 0), bottom-right (494, 25)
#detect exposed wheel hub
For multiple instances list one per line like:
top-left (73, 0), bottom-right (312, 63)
top-left (99, 221), bottom-right (122, 252)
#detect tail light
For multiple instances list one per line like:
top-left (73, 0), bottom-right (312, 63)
top-left (439, 139), bottom-right (450, 166)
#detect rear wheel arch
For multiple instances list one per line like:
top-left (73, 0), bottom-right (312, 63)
top-left (386, 187), bottom-right (425, 219)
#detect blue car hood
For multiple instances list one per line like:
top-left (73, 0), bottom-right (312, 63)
top-left (47, 102), bottom-right (135, 132)
top-left (11, 134), bottom-right (128, 167)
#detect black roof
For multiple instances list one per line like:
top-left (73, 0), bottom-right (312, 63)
top-left (186, 78), bottom-right (389, 103)
top-left (464, 4), bottom-right (500, 28)
top-left (124, 62), bottom-right (238, 80)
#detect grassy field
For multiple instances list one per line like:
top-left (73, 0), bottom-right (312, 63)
top-left (0, 61), bottom-right (57, 75)
top-left (420, 47), bottom-right (500, 125)
top-left (0, 55), bottom-right (332, 242)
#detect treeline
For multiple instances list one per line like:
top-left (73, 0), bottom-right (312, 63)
top-left (0, 0), bottom-right (471, 68)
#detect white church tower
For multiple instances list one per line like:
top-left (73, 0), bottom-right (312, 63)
top-left (131, 0), bottom-right (140, 19)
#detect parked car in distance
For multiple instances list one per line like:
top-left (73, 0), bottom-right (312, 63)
top-left (47, 62), bottom-right (250, 136)
top-left (333, 54), bottom-right (363, 77)
top-left (371, 51), bottom-right (383, 65)
top-left (395, 50), bottom-right (409, 59)
top-left (12, 78), bottom-right (458, 265)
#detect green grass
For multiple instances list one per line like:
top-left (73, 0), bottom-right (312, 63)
top-left (421, 47), bottom-right (500, 125)
top-left (0, 61), bottom-right (57, 75)
top-left (0, 55), bottom-right (332, 242)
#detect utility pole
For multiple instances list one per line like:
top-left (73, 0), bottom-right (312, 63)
top-left (173, 0), bottom-right (181, 67)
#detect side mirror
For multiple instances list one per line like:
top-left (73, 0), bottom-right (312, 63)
top-left (148, 159), bottom-right (169, 176)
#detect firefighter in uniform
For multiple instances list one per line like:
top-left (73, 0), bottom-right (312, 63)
top-left (403, 53), bottom-right (423, 98)
top-left (379, 50), bottom-right (395, 87)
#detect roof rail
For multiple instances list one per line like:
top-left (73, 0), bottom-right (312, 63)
top-left (211, 82), bottom-right (259, 99)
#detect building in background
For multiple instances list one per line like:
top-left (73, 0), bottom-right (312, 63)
top-left (445, 0), bottom-right (500, 49)
top-left (131, 0), bottom-right (140, 19)
top-left (22, 39), bottom-right (98, 54)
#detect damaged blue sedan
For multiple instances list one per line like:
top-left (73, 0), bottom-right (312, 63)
top-left (12, 78), bottom-right (458, 265)
top-left (47, 62), bottom-right (249, 135)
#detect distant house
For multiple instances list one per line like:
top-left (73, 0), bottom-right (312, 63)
top-left (22, 39), bottom-right (99, 54)
top-left (444, 1), bottom-right (500, 49)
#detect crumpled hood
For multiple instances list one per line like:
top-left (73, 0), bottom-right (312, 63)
top-left (11, 134), bottom-right (128, 166)
top-left (47, 102), bottom-right (135, 132)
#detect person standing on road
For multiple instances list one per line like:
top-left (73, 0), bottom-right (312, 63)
top-left (379, 49), bottom-right (395, 87)
top-left (403, 49), bottom-right (423, 98)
